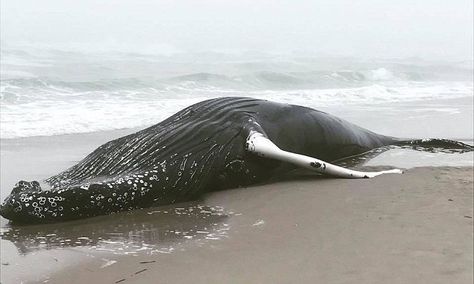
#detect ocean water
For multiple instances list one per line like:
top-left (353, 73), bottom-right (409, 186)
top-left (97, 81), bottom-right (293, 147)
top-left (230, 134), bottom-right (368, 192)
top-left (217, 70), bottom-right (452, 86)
top-left (1, 47), bottom-right (473, 139)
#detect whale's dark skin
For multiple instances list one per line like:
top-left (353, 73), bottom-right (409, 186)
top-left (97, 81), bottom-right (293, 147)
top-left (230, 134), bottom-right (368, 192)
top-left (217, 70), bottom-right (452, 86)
top-left (0, 97), bottom-right (471, 224)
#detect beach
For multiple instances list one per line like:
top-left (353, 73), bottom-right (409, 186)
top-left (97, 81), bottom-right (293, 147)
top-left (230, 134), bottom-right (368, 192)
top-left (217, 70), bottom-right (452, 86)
top-left (0, 130), bottom-right (473, 284)
top-left (1, 46), bottom-right (473, 284)
top-left (1, 1), bottom-right (474, 282)
top-left (49, 167), bottom-right (474, 284)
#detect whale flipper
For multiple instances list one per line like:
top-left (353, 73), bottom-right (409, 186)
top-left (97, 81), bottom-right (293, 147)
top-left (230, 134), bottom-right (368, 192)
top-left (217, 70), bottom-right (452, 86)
top-left (246, 131), bottom-right (402, 178)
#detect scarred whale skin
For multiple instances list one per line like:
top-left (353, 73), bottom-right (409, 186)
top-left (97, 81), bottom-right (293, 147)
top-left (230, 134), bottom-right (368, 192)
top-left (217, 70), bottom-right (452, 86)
top-left (0, 97), bottom-right (469, 224)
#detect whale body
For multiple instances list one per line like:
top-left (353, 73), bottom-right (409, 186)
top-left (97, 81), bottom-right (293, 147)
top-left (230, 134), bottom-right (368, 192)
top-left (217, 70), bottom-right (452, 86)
top-left (0, 97), bottom-right (471, 223)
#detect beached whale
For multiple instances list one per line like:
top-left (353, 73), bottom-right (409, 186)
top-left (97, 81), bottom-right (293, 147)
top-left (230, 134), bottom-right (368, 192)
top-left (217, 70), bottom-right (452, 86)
top-left (0, 97), bottom-right (472, 223)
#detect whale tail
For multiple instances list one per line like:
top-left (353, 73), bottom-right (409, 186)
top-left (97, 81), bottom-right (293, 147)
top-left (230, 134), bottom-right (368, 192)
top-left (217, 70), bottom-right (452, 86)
top-left (392, 138), bottom-right (473, 153)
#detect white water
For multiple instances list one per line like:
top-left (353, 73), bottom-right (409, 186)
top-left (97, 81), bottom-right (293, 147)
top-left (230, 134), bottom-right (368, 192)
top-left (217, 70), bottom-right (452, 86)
top-left (1, 48), bottom-right (473, 139)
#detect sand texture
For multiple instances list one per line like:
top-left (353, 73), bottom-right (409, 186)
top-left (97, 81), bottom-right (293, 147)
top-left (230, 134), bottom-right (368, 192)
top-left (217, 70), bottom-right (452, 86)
top-left (43, 167), bottom-right (474, 284)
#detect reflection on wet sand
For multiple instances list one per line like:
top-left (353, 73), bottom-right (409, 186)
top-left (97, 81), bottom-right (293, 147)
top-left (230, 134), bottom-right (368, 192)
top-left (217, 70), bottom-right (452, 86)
top-left (334, 144), bottom-right (472, 168)
top-left (334, 146), bottom-right (391, 168)
top-left (0, 202), bottom-right (230, 255)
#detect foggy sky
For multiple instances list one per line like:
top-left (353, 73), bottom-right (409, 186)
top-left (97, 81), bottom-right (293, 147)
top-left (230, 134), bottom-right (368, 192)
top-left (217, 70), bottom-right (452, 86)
top-left (1, 0), bottom-right (473, 60)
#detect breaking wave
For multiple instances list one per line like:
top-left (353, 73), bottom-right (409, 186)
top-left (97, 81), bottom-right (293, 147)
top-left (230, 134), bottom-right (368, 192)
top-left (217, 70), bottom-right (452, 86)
top-left (1, 78), bottom-right (472, 139)
top-left (1, 47), bottom-right (473, 139)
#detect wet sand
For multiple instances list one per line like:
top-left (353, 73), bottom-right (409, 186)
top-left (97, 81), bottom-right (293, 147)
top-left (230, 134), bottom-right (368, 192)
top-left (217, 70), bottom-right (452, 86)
top-left (1, 131), bottom-right (473, 284)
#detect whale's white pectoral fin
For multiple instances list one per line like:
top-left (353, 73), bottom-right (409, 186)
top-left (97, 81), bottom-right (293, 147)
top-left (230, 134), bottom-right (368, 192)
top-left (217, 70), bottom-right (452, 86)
top-left (245, 132), bottom-right (403, 179)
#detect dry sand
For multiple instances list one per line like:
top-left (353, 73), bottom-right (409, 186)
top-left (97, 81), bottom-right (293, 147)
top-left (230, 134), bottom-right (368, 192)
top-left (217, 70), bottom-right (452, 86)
top-left (44, 167), bottom-right (473, 284)
top-left (0, 131), bottom-right (473, 284)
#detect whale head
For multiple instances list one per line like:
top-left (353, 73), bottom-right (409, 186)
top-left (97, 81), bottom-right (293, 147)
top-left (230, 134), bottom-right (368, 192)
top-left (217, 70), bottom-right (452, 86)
top-left (0, 180), bottom-right (43, 223)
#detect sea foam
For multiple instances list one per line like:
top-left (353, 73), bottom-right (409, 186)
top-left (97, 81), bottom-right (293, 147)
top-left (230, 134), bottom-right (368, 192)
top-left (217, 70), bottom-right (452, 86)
top-left (1, 48), bottom-right (472, 139)
top-left (1, 80), bottom-right (472, 139)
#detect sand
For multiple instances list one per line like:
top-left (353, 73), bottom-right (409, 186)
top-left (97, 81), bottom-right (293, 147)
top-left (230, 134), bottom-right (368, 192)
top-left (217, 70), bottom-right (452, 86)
top-left (0, 132), bottom-right (473, 284)
top-left (45, 167), bottom-right (473, 284)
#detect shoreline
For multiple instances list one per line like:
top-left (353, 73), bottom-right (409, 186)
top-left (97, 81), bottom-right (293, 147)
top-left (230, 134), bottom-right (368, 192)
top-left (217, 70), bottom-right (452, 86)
top-left (1, 96), bottom-right (473, 141)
